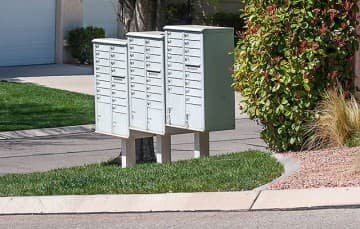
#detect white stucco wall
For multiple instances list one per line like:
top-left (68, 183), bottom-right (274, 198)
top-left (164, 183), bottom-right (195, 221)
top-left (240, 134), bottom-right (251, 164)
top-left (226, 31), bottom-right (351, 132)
top-left (83, 0), bottom-right (119, 37)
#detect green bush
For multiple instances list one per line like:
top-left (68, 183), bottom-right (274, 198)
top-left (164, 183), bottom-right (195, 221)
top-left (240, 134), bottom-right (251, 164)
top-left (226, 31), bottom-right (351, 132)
top-left (233, 1), bottom-right (359, 151)
top-left (68, 26), bottom-right (105, 64)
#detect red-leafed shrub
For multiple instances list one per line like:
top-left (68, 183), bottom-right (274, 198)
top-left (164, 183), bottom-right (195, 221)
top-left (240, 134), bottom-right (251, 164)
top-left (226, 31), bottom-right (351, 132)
top-left (233, 0), bottom-right (359, 151)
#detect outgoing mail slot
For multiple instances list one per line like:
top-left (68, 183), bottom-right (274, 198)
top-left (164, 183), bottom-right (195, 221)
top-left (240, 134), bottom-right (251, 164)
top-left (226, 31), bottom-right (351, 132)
top-left (110, 52), bottom-right (126, 60)
top-left (147, 71), bottom-right (162, 79)
top-left (129, 45), bottom-right (144, 53)
top-left (129, 59), bottom-right (145, 69)
top-left (129, 52), bottom-right (145, 61)
top-left (184, 48), bottom-right (201, 57)
top-left (146, 77), bottom-right (162, 86)
top-left (96, 95), bottom-right (111, 104)
top-left (112, 97), bottom-right (127, 106)
top-left (185, 65), bottom-right (201, 73)
top-left (185, 79), bottom-right (202, 89)
top-left (168, 85), bottom-right (184, 95)
top-left (185, 88), bottom-right (202, 97)
top-left (111, 67), bottom-right (127, 77)
top-left (130, 90), bottom-right (146, 99)
top-left (185, 56), bottom-right (201, 66)
top-left (145, 39), bottom-right (162, 47)
top-left (146, 62), bottom-right (162, 72)
top-left (95, 44), bottom-right (110, 52)
top-left (110, 60), bottom-right (126, 68)
top-left (95, 51), bottom-right (109, 59)
top-left (129, 67), bottom-right (144, 76)
top-left (112, 90), bottom-right (127, 99)
top-left (167, 39), bottom-right (183, 47)
top-left (96, 87), bottom-right (111, 96)
top-left (95, 65), bottom-right (110, 74)
top-left (112, 105), bottom-right (128, 114)
top-left (130, 83), bottom-right (146, 92)
top-left (147, 85), bottom-right (163, 94)
top-left (168, 62), bottom-right (183, 71)
top-left (96, 80), bottom-right (111, 89)
top-left (110, 46), bottom-right (126, 54)
top-left (96, 73), bottom-right (111, 82)
top-left (112, 76), bottom-right (126, 83)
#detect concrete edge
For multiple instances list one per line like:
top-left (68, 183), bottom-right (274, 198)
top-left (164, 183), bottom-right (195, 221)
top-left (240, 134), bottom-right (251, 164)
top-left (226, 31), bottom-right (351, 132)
top-left (0, 125), bottom-right (95, 140)
top-left (252, 187), bottom-right (360, 210)
top-left (0, 191), bottom-right (259, 215)
top-left (253, 153), bottom-right (300, 192)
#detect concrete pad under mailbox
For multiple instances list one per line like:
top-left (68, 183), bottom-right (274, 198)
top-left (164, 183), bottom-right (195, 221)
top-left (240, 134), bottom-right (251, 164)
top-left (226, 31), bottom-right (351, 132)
top-left (252, 187), bottom-right (360, 210)
top-left (0, 191), bottom-right (259, 215)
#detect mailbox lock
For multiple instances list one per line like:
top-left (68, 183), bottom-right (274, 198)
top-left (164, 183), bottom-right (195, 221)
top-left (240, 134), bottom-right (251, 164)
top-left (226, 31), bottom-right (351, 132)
top-left (95, 45), bottom-right (99, 48)
top-left (110, 47), bottom-right (114, 50)
top-left (184, 41), bottom-right (189, 45)
top-left (130, 54), bottom-right (134, 57)
top-left (145, 40), bottom-right (150, 44)
top-left (146, 55), bottom-right (150, 59)
top-left (110, 54), bottom-right (115, 58)
top-left (146, 48), bottom-right (150, 51)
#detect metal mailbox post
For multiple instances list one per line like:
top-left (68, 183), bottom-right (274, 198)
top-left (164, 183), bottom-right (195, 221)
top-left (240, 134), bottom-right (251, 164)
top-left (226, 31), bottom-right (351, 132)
top-left (92, 25), bottom-right (235, 168)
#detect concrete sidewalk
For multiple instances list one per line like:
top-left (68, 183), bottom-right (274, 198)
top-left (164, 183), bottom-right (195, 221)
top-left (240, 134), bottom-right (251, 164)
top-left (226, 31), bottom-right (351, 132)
top-left (0, 187), bottom-right (359, 215)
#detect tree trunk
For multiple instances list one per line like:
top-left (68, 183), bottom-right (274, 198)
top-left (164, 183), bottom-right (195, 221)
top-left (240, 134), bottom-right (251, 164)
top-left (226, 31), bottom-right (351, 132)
top-left (118, 0), bottom-right (166, 164)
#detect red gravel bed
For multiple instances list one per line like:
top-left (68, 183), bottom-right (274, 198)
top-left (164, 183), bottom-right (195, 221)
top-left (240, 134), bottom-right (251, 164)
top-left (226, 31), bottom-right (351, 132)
top-left (270, 147), bottom-right (360, 189)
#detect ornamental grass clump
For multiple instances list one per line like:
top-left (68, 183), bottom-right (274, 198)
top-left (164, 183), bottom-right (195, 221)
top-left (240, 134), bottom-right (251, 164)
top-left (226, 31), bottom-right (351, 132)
top-left (304, 88), bottom-right (360, 149)
top-left (233, 0), bottom-right (359, 151)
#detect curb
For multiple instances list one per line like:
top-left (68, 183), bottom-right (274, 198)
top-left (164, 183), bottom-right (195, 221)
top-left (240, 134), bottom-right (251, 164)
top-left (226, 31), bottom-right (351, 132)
top-left (0, 192), bottom-right (258, 215)
top-left (0, 187), bottom-right (360, 215)
top-left (0, 125), bottom-right (95, 140)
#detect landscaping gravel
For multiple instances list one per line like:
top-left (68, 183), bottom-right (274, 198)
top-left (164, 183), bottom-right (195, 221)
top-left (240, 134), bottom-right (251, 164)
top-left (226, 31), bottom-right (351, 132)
top-left (270, 147), bottom-right (360, 189)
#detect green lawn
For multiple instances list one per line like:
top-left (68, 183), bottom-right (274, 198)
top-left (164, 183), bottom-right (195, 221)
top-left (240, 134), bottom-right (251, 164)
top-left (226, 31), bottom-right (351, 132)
top-left (0, 81), bottom-right (94, 131)
top-left (0, 151), bottom-right (283, 196)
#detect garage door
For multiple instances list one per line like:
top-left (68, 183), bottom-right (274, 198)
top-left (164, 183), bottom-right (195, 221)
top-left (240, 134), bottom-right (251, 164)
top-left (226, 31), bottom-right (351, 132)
top-left (0, 0), bottom-right (56, 67)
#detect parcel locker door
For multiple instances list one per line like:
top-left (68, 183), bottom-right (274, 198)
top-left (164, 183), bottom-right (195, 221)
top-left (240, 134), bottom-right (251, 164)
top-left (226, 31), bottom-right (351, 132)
top-left (166, 93), bottom-right (185, 127)
top-left (112, 112), bottom-right (129, 137)
top-left (130, 98), bottom-right (146, 130)
top-left (96, 102), bottom-right (112, 134)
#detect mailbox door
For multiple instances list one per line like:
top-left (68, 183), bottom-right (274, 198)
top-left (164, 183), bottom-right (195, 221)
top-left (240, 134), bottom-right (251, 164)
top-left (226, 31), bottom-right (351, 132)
top-left (96, 102), bottom-right (112, 133)
top-left (130, 98), bottom-right (146, 129)
top-left (112, 112), bottom-right (129, 137)
top-left (147, 107), bottom-right (164, 133)
top-left (167, 93), bottom-right (185, 127)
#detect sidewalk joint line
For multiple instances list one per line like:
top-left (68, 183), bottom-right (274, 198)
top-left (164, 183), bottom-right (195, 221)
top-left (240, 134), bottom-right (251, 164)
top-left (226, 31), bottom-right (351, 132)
top-left (249, 190), bottom-right (262, 210)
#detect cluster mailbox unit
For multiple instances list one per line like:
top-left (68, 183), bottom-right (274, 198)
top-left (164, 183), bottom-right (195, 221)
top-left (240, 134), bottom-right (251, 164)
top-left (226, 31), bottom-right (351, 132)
top-left (93, 25), bottom-right (235, 168)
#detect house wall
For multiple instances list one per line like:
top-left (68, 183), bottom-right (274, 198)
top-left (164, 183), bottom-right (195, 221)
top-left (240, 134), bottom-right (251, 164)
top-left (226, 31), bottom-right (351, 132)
top-left (355, 1), bottom-right (360, 92)
top-left (83, 0), bottom-right (119, 37)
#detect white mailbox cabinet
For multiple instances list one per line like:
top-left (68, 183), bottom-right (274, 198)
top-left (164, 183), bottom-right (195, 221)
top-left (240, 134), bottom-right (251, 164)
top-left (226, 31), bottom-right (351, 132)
top-left (164, 25), bottom-right (235, 132)
top-left (126, 31), bottom-right (166, 135)
top-left (93, 38), bottom-right (130, 138)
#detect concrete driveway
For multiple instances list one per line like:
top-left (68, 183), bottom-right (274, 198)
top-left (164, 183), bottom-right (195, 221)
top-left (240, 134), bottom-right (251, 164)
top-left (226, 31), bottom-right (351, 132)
top-left (0, 64), bottom-right (95, 95)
